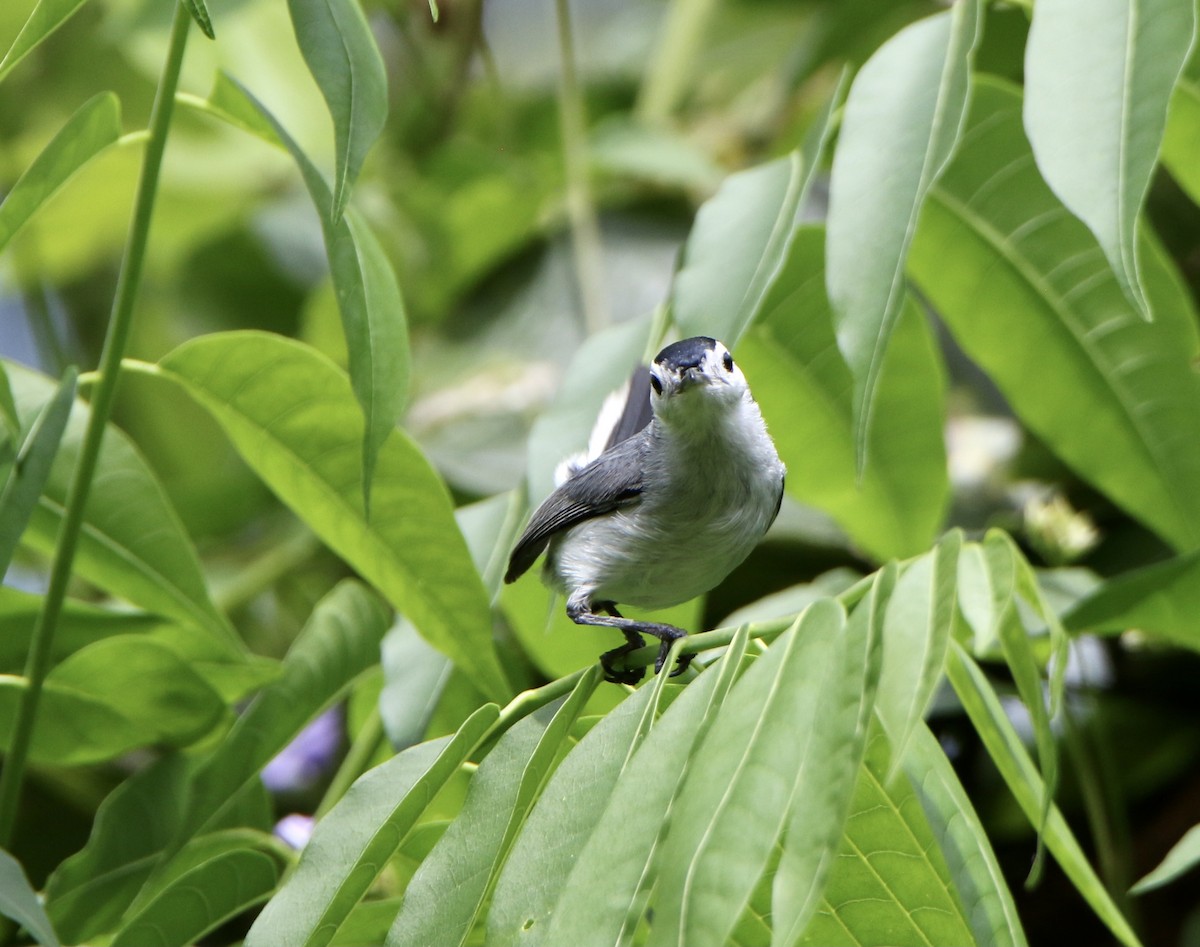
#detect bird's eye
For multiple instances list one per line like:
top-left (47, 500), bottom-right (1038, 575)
top-left (650, 374), bottom-right (663, 395)
top-left (722, 352), bottom-right (734, 372)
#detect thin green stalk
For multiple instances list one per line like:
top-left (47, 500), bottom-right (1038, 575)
top-left (314, 706), bottom-right (386, 820)
top-left (0, 1), bottom-right (193, 846)
top-left (553, 0), bottom-right (608, 335)
top-left (636, 0), bottom-right (721, 125)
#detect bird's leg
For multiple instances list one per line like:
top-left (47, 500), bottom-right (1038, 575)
top-left (567, 597), bottom-right (693, 683)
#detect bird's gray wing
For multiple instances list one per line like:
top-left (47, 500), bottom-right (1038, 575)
top-left (602, 366), bottom-right (653, 452)
top-left (504, 435), bottom-right (646, 584)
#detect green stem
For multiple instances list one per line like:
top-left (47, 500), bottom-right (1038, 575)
top-left (0, 2), bottom-right (192, 846)
top-left (314, 705), bottom-right (386, 820)
top-left (553, 0), bottom-right (608, 335)
top-left (636, 0), bottom-right (720, 125)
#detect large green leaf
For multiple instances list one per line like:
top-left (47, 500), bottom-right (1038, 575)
top-left (487, 682), bottom-right (659, 947)
top-left (0, 94), bottom-right (121, 254)
top-left (0, 849), bottom-right (60, 947)
top-left (0, 637), bottom-right (224, 766)
top-left (671, 75), bottom-right (843, 346)
top-left (213, 79), bottom-right (409, 511)
top-left (945, 642), bottom-right (1142, 947)
top-left (647, 601), bottom-right (847, 947)
top-left (1024, 0), bottom-right (1195, 314)
top-left (534, 630), bottom-right (748, 946)
top-left (1162, 44), bottom-right (1200, 204)
top-left (0, 0), bottom-right (90, 81)
top-left (154, 332), bottom-right (508, 700)
top-left (6, 362), bottom-right (235, 647)
top-left (1065, 548), bottom-right (1200, 650)
top-left (245, 704), bottom-right (498, 947)
top-left (287, 0), bottom-right (387, 222)
top-left (387, 670), bottom-right (600, 947)
top-left (45, 756), bottom-right (267, 944)
top-left (798, 727), bottom-right (975, 946)
top-left (904, 724), bottom-right (1028, 947)
top-left (909, 78), bottom-right (1200, 552)
top-left (46, 583), bottom-right (384, 942)
top-left (112, 849), bottom-right (283, 947)
top-left (771, 568), bottom-right (892, 947)
top-left (826, 0), bottom-right (979, 470)
top-left (0, 588), bottom-right (275, 702)
top-left (0, 367), bottom-right (75, 577)
top-left (875, 531), bottom-right (959, 776)
top-left (737, 228), bottom-right (948, 561)
top-left (181, 579), bottom-right (391, 840)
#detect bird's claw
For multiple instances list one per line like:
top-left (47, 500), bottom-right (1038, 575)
top-left (655, 641), bottom-right (693, 678)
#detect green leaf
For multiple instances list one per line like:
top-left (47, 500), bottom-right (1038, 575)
top-left (197, 72), bottom-right (284, 147)
top-left (246, 704), bottom-right (498, 947)
top-left (904, 724), bottom-right (1028, 947)
top-left (0, 848), bottom-right (60, 947)
top-left (0, 366), bottom-right (75, 576)
top-left (647, 601), bottom-right (847, 947)
top-left (1162, 45), bottom-right (1200, 205)
top-left (534, 630), bottom-right (748, 947)
top-left (46, 758), bottom-right (271, 943)
top-left (6, 361), bottom-right (236, 648)
top-left (286, 0), bottom-right (388, 222)
top-left (182, 579), bottom-right (391, 840)
top-left (113, 850), bottom-right (283, 946)
top-left (826, 0), bottom-right (980, 471)
top-left (0, 588), bottom-right (274, 702)
top-left (945, 642), bottom-right (1142, 947)
top-left (181, 0), bottom-right (215, 39)
top-left (387, 670), bottom-right (600, 947)
top-left (1023, 0), bottom-right (1195, 315)
top-left (982, 536), bottom-right (1058, 883)
top-left (0, 367), bottom-right (18, 442)
top-left (0, 93), bottom-right (121, 254)
top-left (154, 333), bottom-right (507, 700)
top-left (910, 78), bottom-right (1200, 553)
top-left (1065, 548), bottom-right (1200, 649)
top-left (876, 531), bottom-right (960, 777)
top-left (0, 0), bottom-right (90, 81)
top-left (737, 228), bottom-right (948, 561)
top-left (772, 568), bottom-right (892, 947)
top-left (217, 80), bottom-right (409, 512)
top-left (672, 74), bottom-right (844, 346)
top-left (1131, 822), bottom-right (1200, 894)
top-left (487, 681), bottom-right (658, 946)
top-left (0, 637), bottom-right (224, 765)
top-left (798, 726), bottom-right (976, 946)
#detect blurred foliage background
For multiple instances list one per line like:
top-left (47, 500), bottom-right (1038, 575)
top-left (4, 0), bottom-right (1200, 944)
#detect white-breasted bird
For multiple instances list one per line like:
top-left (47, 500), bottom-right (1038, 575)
top-left (505, 336), bottom-right (786, 683)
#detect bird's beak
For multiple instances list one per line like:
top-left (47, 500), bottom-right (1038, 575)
top-left (674, 367), bottom-right (702, 391)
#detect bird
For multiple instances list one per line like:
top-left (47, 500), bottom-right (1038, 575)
top-left (504, 336), bottom-right (786, 684)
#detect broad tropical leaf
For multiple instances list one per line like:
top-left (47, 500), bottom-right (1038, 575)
top-left (826, 0), bottom-right (980, 470)
top-left (1024, 0), bottom-right (1195, 314)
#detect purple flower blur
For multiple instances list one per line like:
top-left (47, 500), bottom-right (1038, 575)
top-left (273, 813), bottom-right (315, 850)
top-left (262, 706), bottom-right (343, 792)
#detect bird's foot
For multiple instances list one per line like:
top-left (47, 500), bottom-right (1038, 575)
top-left (655, 636), bottom-right (693, 677)
top-left (600, 630), bottom-right (647, 685)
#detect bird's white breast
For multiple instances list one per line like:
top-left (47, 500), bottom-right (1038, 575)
top-left (546, 391), bottom-right (784, 611)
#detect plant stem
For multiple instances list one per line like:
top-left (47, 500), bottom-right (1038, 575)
top-left (636, 0), bottom-right (720, 125)
top-left (553, 0), bottom-right (608, 335)
top-left (0, 2), bottom-right (192, 846)
top-left (314, 706), bottom-right (386, 820)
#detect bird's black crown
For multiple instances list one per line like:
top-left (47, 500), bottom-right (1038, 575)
top-left (654, 336), bottom-right (718, 372)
